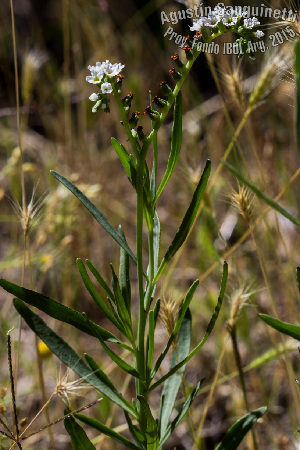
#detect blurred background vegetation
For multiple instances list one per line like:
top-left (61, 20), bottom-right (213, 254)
top-left (0, 0), bottom-right (300, 448)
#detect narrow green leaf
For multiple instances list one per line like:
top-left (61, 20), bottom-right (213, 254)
top-left (215, 407), bottom-right (267, 450)
top-left (75, 414), bottom-right (140, 450)
top-left (119, 226), bottom-right (131, 312)
top-left (64, 409), bottom-right (96, 450)
top-left (110, 264), bottom-right (133, 340)
top-left (13, 299), bottom-right (137, 417)
top-left (153, 298), bottom-right (161, 325)
top-left (111, 138), bottom-right (132, 180)
top-left (146, 310), bottom-right (155, 376)
top-left (124, 411), bottom-right (145, 448)
top-left (85, 260), bottom-right (115, 301)
top-left (295, 40), bottom-right (300, 152)
top-left (86, 318), bottom-right (141, 380)
top-left (149, 262), bottom-right (228, 392)
top-left (77, 259), bottom-right (123, 332)
top-left (137, 396), bottom-right (158, 447)
top-left (154, 160), bottom-right (211, 283)
top-left (222, 160), bottom-right (300, 226)
top-left (50, 171), bottom-right (140, 265)
top-left (84, 353), bottom-right (117, 393)
top-left (155, 91), bottom-right (182, 203)
top-left (159, 309), bottom-right (192, 438)
top-left (173, 280), bottom-right (198, 335)
top-left (153, 210), bottom-right (160, 277)
top-left (158, 380), bottom-right (203, 449)
top-left (259, 314), bottom-right (300, 341)
top-left (0, 279), bottom-right (118, 342)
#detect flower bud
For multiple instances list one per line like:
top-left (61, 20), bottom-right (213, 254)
top-left (171, 53), bottom-right (185, 68)
top-left (159, 81), bottom-right (172, 96)
top-left (143, 105), bottom-right (160, 121)
top-left (182, 45), bottom-right (193, 60)
top-left (122, 92), bottom-right (133, 107)
top-left (169, 67), bottom-right (182, 81)
top-left (152, 95), bottom-right (167, 109)
top-left (129, 111), bottom-right (140, 127)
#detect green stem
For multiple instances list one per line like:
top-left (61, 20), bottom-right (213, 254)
top-left (136, 151), bottom-right (147, 424)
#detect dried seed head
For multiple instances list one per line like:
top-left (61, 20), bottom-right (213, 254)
top-left (229, 183), bottom-right (254, 223)
top-left (10, 186), bottom-right (48, 236)
top-left (222, 63), bottom-right (245, 109)
top-left (54, 370), bottom-right (92, 406)
top-left (228, 282), bottom-right (257, 329)
top-left (248, 49), bottom-right (292, 108)
top-left (22, 49), bottom-right (47, 105)
top-left (160, 296), bottom-right (180, 348)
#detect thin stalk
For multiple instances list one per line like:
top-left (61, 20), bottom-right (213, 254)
top-left (7, 333), bottom-right (22, 450)
top-left (193, 333), bottom-right (230, 448)
top-left (228, 325), bottom-right (258, 450)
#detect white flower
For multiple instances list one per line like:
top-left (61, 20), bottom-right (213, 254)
top-left (254, 30), bottom-right (265, 38)
top-left (86, 69), bottom-right (103, 84)
top-left (89, 93), bottom-right (99, 101)
top-left (101, 82), bottom-right (113, 94)
top-left (222, 13), bottom-right (239, 27)
top-left (205, 13), bottom-right (221, 27)
top-left (101, 60), bottom-right (125, 78)
top-left (189, 18), bottom-right (206, 31)
top-left (243, 17), bottom-right (260, 29)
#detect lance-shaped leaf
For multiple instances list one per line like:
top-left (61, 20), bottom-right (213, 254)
top-left (119, 225), bottom-right (131, 312)
top-left (77, 259), bottom-right (124, 332)
top-left (146, 310), bottom-right (155, 379)
top-left (215, 407), bottom-right (267, 450)
top-left (137, 396), bottom-right (159, 447)
top-left (222, 160), bottom-right (300, 226)
top-left (85, 317), bottom-right (141, 380)
top-left (111, 138), bottom-right (132, 180)
top-left (155, 91), bottom-right (182, 203)
top-left (84, 353), bottom-right (117, 393)
top-left (75, 414), bottom-right (141, 450)
top-left (85, 260), bottom-right (114, 301)
top-left (158, 309), bottom-right (191, 438)
top-left (158, 380), bottom-right (203, 449)
top-left (13, 299), bottom-right (137, 418)
top-left (50, 171), bottom-right (141, 267)
top-left (154, 160), bottom-right (211, 283)
top-left (0, 279), bottom-right (118, 343)
top-left (110, 264), bottom-right (133, 341)
top-left (124, 411), bottom-right (145, 448)
top-left (64, 408), bottom-right (96, 450)
top-left (149, 262), bottom-right (228, 392)
top-left (259, 314), bottom-right (300, 341)
top-left (151, 280), bottom-right (198, 379)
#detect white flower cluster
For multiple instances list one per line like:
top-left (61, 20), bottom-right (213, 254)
top-left (86, 60), bottom-right (125, 112)
top-left (190, 5), bottom-right (264, 37)
top-left (87, 60), bottom-right (124, 92)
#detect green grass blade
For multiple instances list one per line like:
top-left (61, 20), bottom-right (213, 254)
top-left (75, 414), bottom-right (141, 450)
top-left (259, 314), bottom-right (300, 341)
top-left (13, 298), bottom-right (137, 418)
top-left (50, 171), bottom-right (139, 265)
top-left (154, 160), bottom-right (211, 283)
top-left (215, 407), bottom-right (267, 450)
top-left (295, 40), bottom-right (300, 152)
top-left (0, 279), bottom-right (118, 342)
top-left (222, 160), bottom-right (300, 226)
top-left (149, 262), bottom-right (228, 392)
top-left (77, 259), bottom-right (124, 332)
top-left (124, 411), bottom-right (145, 448)
top-left (158, 380), bottom-right (203, 449)
top-left (110, 264), bottom-right (133, 340)
top-left (111, 138), bottom-right (132, 180)
top-left (158, 309), bottom-right (192, 439)
top-left (155, 91), bottom-right (182, 203)
top-left (64, 409), bottom-right (96, 449)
